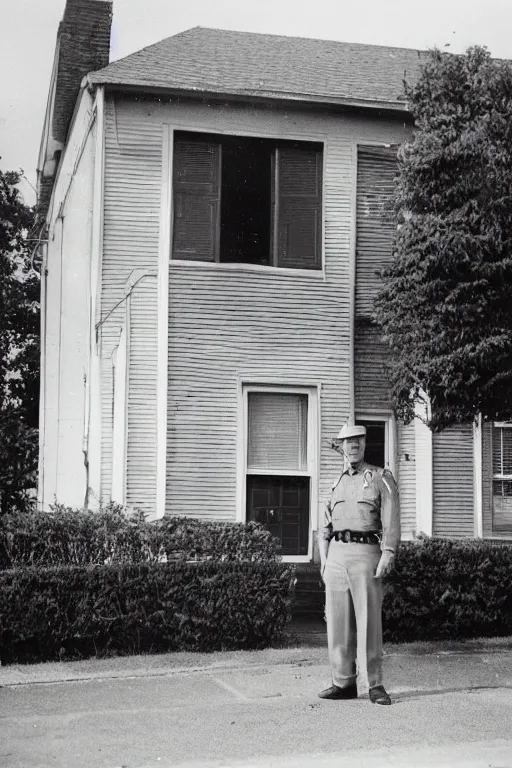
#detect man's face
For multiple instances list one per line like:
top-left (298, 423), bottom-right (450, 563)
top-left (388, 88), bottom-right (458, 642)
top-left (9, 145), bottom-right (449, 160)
top-left (342, 436), bottom-right (366, 465)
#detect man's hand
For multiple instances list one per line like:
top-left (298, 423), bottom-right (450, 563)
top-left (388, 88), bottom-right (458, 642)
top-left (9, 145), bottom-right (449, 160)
top-left (374, 549), bottom-right (394, 579)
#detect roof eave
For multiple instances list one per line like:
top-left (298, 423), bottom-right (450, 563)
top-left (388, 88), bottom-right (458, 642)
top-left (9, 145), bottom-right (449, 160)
top-left (85, 74), bottom-right (412, 115)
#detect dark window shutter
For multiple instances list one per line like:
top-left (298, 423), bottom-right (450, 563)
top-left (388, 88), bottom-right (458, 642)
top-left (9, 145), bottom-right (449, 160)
top-left (172, 139), bottom-right (221, 262)
top-left (356, 145), bottom-right (398, 316)
top-left (276, 146), bottom-right (322, 270)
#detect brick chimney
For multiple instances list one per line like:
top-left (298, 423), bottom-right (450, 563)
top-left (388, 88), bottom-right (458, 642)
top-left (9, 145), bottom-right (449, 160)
top-left (37, 0), bottom-right (113, 216)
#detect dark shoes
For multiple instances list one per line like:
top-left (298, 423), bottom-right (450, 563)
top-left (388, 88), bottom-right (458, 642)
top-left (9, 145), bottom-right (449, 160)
top-left (369, 685), bottom-right (391, 705)
top-left (318, 683), bottom-right (358, 700)
top-left (318, 683), bottom-right (392, 705)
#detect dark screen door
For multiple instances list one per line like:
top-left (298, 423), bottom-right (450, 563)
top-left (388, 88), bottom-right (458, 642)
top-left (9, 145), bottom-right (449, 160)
top-left (246, 475), bottom-right (310, 556)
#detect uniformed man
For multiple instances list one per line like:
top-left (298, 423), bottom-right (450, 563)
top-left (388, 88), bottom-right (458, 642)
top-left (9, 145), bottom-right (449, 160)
top-left (318, 422), bottom-right (400, 705)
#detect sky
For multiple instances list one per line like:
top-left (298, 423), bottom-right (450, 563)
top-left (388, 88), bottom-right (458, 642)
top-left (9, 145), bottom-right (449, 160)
top-left (2, 0), bottom-right (512, 206)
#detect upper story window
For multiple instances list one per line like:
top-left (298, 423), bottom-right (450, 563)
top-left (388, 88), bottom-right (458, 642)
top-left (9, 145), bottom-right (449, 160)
top-left (492, 423), bottom-right (512, 532)
top-left (172, 131), bottom-right (323, 270)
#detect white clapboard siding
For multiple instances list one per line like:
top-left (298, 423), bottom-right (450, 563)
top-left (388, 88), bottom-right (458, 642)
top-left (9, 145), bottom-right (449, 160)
top-left (166, 272), bottom-right (351, 519)
top-left (432, 424), bottom-right (474, 537)
top-left (355, 146), bottom-right (398, 317)
top-left (397, 420), bottom-right (416, 540)
top-left (354, 147), bottom-right (397, 410)
top-left (101, 96), bottom-right (161, 504)
top-left (101, 95), bottom-right (411, 518)
top-left (126, 279), bottom-right (158, 512)
top-left (354, 324), bottom-right (392, 410)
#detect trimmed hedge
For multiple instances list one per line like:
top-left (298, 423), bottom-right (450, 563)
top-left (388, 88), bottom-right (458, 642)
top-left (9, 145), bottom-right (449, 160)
top-left (159, 516), bottom-right (281, 563)
top-left (383, 537), bottom-right (512, 642)
top-left (0, 561), bottom-right (294, 664)
top-left (0, 506), bottom-right (281, 568)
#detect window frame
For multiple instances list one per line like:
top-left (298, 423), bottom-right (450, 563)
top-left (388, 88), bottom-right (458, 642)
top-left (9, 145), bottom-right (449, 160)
top-left (169, 126), bottom-right (326, 277)
top-left (491, 422), bottom-right (512, 534)
top-left (237, 382), bottom-right (320, 563)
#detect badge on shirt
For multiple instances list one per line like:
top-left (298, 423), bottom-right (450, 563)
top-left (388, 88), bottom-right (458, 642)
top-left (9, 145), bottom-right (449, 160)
top-left (363, 468), bottom-right (373, 488)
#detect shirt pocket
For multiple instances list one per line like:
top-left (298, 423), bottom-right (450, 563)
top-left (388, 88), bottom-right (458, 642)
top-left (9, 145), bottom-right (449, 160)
top-left (357, 486), bottom-right (380, 514)
top-left (330, 498), bottom-right (346, 527)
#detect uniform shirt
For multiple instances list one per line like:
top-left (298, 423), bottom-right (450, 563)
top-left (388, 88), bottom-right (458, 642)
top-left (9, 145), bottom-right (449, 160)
top-left (320, 461), bottom-right (400, 552)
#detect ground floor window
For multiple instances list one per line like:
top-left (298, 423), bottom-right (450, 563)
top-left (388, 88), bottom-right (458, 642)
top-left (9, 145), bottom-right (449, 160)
top-left (242, 386), bottom-right (317, 557)
top-left (492, 423), bottom-right (512, 532)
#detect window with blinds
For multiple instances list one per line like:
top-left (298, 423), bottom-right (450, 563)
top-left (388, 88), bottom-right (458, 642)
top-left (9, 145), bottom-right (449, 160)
top-left (246, 390), bottom-right (311, 556)
top-left (172, 132), bottom-right (322, 270)
top-left (247, 393), bottom-right (308, 471)
top-left (492, 423), bottom-right (512, 532)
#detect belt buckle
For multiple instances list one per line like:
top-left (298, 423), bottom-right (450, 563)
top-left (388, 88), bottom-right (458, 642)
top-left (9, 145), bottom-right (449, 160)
top-left (342, 530), bottom-right (351, 543)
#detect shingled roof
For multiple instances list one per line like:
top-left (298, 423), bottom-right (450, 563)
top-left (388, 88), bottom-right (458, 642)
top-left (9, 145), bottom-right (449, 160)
top-left (88, 27), bottom-right (427, 110)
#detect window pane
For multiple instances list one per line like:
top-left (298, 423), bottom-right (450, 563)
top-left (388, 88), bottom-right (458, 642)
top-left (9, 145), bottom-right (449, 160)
top-left (492, 426), bottom-right (512, 531)
top-left (248, 393), bottom-right (307, 470)
top-left (246, 475), bottom-right (310, 555)
top-left (492, 425), bottom-right (512, 475)
top-left (493, 481), bottom-right (512, 531)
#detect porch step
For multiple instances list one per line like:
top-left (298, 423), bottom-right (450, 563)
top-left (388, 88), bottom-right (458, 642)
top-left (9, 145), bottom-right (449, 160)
top-left (292, 563), bottom-right (325, 618)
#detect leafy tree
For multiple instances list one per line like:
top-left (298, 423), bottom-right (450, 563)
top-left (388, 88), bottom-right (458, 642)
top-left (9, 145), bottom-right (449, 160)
top-left (375, 47), bottom-right (512, 431)
top-left (0, 166), bottom-right (39, 513)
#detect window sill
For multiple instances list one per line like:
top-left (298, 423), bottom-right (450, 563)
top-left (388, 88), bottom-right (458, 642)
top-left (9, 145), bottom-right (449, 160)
top-left (170, 259), bottom-right (326, 279)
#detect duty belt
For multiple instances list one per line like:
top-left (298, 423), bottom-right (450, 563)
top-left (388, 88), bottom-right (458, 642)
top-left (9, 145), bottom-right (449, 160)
top-left (331, 529), bottom-right (381, 545)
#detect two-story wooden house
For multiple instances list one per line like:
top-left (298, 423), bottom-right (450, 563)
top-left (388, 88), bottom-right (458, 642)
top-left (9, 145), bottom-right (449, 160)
top-left (37, 0), bottom-right (512, 564)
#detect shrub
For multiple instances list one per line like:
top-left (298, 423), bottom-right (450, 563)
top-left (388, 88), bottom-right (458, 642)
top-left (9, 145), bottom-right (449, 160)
top-left (0, 561), bottom-right (294, 664)
top-left (0, 504), bottom-right (163, 568)
top-left (159, 517), bottom-right (281, 563)
top-left (383, 537), bottom-right (512, 642)
top-left (0, 507), bottom-right (281, 569)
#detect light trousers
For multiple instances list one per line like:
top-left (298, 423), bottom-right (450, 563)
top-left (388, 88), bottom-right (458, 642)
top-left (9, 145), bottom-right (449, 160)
top-left (323, 541), bottom-right (383, 690)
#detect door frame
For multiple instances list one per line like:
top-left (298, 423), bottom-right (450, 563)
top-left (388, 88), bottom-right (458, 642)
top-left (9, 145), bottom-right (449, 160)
top-left (237, 381), bottom-right (319, 562)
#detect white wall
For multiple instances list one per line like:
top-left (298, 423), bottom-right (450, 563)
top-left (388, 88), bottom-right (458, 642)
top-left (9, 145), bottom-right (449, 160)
top-left (38, 91), bottom-right (96, 510)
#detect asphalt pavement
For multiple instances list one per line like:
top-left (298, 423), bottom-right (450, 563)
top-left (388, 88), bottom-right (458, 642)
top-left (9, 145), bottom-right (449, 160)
top-left (1, 625), bottom-right (512, 768)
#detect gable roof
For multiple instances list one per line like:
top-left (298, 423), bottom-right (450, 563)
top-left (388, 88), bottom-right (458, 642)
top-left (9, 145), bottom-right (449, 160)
top-left (88, 27), bottom-right (427, 111)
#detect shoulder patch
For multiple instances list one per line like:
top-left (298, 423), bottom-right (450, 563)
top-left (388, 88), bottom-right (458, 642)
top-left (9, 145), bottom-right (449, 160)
top-left (380, 468), bottom-right (397, 494)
